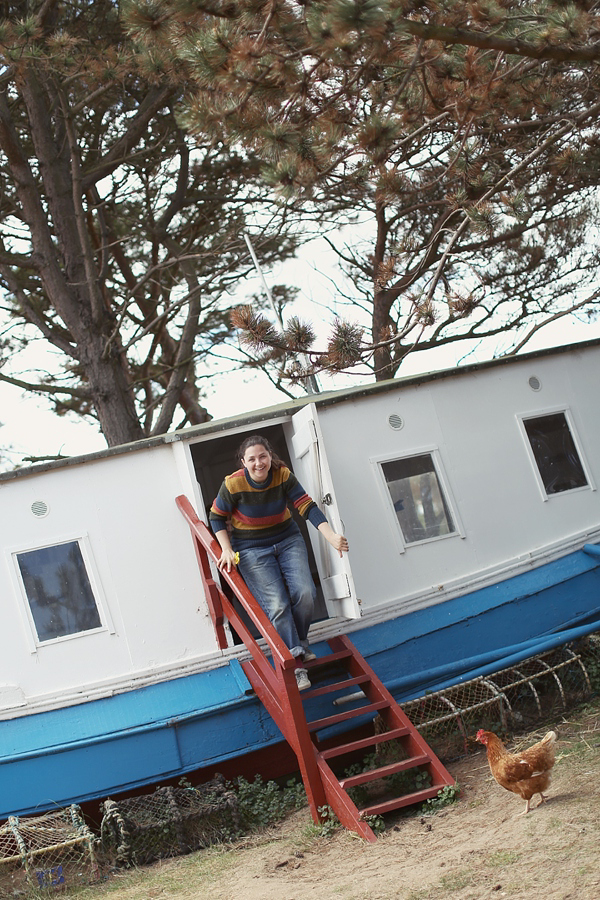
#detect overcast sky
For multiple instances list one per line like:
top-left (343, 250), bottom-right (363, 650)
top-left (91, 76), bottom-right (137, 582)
top-left (2, 235), bottom-right (599, 471)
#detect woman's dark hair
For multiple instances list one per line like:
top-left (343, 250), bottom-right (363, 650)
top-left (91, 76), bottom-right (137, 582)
top-left (237, 434), bottom-right (283, 469)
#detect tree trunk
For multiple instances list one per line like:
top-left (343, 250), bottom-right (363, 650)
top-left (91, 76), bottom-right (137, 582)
top-left (371, 196), bottom-right (397, 381)
top-left (5, 63), bottom-right (146, 446)
top-left (80, 335), bottom-right (145, 446)
top-left (372, 286), bottom-right (396, 381)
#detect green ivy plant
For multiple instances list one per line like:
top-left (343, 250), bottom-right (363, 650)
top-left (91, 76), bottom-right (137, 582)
top-left (233, 775), bottom-right (306, 831)
top-left (422, 783), bottom-right (461, 813)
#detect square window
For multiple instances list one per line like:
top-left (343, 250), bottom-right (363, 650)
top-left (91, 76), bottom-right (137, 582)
top-left (523, 412), bottom-right (588, 495)
top-left (16, 541), bottom-right (102, 642)
top-left (381, 453), bottom-right (456, 544)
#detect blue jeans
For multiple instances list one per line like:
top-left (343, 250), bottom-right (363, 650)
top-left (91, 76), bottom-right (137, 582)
top-left (237, 532), bottom-right (315, 659)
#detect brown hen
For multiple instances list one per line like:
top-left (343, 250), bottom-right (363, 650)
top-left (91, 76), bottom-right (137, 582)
top-left (476, 729), bottom-right (557, 814)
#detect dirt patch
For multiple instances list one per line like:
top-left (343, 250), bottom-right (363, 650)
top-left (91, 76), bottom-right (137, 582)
top-left (89, 704), bottom-right (600, 900)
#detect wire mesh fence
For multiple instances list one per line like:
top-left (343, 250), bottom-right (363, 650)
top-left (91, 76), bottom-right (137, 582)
top-left (0, 805), bottom-right (98, 899)
top-left (99, 776), bottom-right (240, 868)
top-left (402, 634), bottom-right (600, 760)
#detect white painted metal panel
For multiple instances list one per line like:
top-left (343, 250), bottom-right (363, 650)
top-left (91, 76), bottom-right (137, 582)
top-left (285, 404), bottom-right (361, 619)
top-left (0, 444), bottom-right (221, 713)
top-left (313, 387), bottom-right (467, 612)
top-left (314, 347), bottom-right (600, 615)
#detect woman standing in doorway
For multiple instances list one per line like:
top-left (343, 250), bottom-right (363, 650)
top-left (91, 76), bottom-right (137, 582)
top-left (209, 434), bottom-right (349, 691)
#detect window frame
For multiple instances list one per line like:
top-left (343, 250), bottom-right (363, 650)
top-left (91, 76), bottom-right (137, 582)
top-left (370, 446), bottom-right (464, 553)
top-left (517, 406), bottom-right (595, 502)
top-left (8, 532), bottom-right (114, 653)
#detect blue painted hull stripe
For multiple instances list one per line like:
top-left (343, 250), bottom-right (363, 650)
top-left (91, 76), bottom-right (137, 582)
top-left (0, 692), bottom-right (259, 764)
top-left (583, 543), bottom-right (600, 558)
top-left (390, 617), bottom-right (600, 702)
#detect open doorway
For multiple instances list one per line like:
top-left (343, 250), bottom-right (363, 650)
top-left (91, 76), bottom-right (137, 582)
top-left (189, 423), bottom-right (329, 641)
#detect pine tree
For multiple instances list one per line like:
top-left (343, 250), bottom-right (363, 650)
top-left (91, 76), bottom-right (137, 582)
top-left (125, 0), bottom-right (600, 381)
top-left (0, 0), bottom-right (301, 447)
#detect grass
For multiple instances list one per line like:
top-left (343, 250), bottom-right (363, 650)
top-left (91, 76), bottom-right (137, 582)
top-left (405, 868), bottom-right (474, 899)
top-left (487, 849), bottom-right (521, 867)
top-left (438, 870), bottom-right (472, 892)
top-left (70, 848), bottom-right (237, 899)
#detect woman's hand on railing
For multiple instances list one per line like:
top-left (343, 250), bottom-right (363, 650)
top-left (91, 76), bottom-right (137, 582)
top-left (217, 547), bottom-right (239, 573)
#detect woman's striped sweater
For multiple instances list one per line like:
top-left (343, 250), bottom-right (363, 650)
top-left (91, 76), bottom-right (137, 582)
top-left (209, 465), bottom-right (327, 549)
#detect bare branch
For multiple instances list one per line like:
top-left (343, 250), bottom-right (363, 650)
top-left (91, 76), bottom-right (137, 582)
top-left (400, 18), bottom-right (600, 64)
top-left (509, 291), bottom-right (600, 355)
top-left (0, 371), bottom-right (90, 398)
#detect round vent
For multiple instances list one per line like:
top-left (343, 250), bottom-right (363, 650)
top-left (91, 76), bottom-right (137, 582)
top-left (528, 375), bottom-right (542, 392)
top-left (31, 500), bottom-right (49, 518)
top-left (388, 413), bottom-right (405, 430)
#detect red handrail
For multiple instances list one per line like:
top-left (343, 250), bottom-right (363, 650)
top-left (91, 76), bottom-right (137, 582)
top-left (176, 494), bottom-right (328, 820)
top-left (175, 495), bottom-right (297, 673)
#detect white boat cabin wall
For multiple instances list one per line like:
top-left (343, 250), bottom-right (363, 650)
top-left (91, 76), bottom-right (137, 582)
top-left (1, 339), bottom-right (599, 721)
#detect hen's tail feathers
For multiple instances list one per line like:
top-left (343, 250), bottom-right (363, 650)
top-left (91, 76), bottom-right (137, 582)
top-left (532, 731), bottom-right (557, 752)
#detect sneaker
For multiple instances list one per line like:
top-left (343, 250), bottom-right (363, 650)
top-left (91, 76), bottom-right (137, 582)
top-left (302, 648), bottom-right (317, 662)
top-left (295, 667), bottom-right (311, 691)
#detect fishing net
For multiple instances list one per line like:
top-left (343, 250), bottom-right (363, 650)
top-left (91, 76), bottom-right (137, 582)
top-left (99, 776), bottom-right (239, 867)
top-left (0, 805), bottom-right (98, 899)
top-left (401, 634), bottom-right (600, 760)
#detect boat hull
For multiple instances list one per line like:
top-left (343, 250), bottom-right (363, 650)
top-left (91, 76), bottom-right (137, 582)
top-left (2, 545), bottom-right (600, 819)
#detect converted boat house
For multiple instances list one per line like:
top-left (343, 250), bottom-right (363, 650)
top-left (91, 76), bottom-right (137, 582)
top-left (1, 338), bottom-right (600, 819)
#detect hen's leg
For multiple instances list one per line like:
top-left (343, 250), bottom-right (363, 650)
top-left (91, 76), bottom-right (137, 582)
top-left (516, 798), bottom-right (531, 817)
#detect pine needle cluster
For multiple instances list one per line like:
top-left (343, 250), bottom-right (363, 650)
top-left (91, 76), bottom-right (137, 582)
top-left (120, 0), bottom-right (600, 383)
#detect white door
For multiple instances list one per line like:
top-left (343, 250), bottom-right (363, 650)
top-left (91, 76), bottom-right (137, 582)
top-left (284, 404), bottom-right (362, 619)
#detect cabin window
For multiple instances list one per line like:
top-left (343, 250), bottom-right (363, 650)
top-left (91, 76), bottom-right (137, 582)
top-left (523, 412), bottom-right (588, 495)
top-left (15, 541), bottom-right (102, 643)
top-left (380, 453), bottom-right (456, 544)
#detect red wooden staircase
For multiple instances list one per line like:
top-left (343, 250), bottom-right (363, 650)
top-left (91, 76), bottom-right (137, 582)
top-left (176, 495), bottom-right (456, 842)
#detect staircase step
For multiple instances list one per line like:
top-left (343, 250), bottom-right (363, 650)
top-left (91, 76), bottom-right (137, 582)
top-left (307, 700), bottom-right (389, 732)
top-left (304, 648), bottom-right (353, 668)
top-left (359, 784), bottom-right (444, 817)
top-left (305, 674), bottom-right (370, 699)
top-left (319, 725), bottom-right (412, 760)
top-left (339, 754), bottom-right (430, 789)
